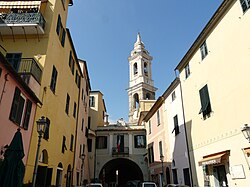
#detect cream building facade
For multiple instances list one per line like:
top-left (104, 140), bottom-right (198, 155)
top-left (141, 78), bottom-right (191, 187)
top-left (175, 0), bottom-right (250, 186)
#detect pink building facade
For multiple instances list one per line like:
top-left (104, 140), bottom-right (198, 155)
top-left (0, 52), bottom-right (41, 164)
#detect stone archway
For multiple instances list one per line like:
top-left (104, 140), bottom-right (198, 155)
top-left (99, 158), bottom-right (143, 186)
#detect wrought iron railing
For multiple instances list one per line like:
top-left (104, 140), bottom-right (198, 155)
top-left (112, 147), bottom-right (129, 156)
top-left (18, 58), bottom-right (42, 83)
top-left (0, 12), bottom-right (45, 29)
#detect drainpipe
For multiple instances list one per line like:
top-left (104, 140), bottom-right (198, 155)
top-left (177, 71), bottom-right (194, 187)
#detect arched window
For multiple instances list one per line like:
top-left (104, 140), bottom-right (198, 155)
top-left (144, 62), bottom-right (148, 76)
top-left (145, 93), bottom-right (151, 100)
top-left (39, 149), bottom-right (48, 164)
top-left (133, 63), bottom-right (138, 75)
top-left (133, 93), bottom-right (139, 109)
top-left (66, 165), bottom-right (72, 187)
top-left (56, 163), bottom-right (63, 187)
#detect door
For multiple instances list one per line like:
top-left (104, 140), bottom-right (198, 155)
top-left (213, 165), bottom-right (228, 187)
top-left (172, 169), bottom-right (178, 184)
top-left (183, 168), bottom-right (191, 186)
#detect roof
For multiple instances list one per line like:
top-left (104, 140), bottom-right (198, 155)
top-left (78, 59), bottom-right (91, 91)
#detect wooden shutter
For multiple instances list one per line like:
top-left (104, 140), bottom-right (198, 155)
top-left (56, 15), bottom-right (61, 35)
top-left (9, 87), bottom-right (21, 122)
top-left (23, 99), bottom-right (32, 130)
top-left (61, 29), bottom-right (66, 47)
top-left (43, 118), bottom-right (50, 140)
top-left (199, 85), bottom-right (211, 116)
top-left (16, 96), bottom-right (25, 125)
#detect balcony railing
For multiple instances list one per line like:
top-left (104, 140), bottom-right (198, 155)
top-left (0, 12), bottom-right (45, 34)
top-left (18, 58), bottom-right (42, 83)
top-left (112, 147), bottom-right (129, 156)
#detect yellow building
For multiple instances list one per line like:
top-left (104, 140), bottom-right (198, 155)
top-left (0, 0), bottom-right (90, 186)
top-left (175, 0), bottom-right (250, 186)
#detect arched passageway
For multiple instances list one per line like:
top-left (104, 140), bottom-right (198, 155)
top-left (99, 158), bottom-right (143, 187)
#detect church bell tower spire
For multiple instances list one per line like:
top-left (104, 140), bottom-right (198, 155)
top-left (127, 33), bottom-right (157, 124)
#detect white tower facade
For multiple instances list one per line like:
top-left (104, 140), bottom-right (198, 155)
top-left (127, 33), bottom-right (157, 124)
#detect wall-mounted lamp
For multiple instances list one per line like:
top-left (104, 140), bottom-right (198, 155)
top-left (241, 124), bottom-right (250, 143)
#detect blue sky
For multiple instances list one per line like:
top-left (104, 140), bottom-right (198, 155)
top-left (67, 0), bottom-right (222, 123)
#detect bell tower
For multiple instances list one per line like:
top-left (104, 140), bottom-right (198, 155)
top-left (127, 33), bottom-right (157, 124)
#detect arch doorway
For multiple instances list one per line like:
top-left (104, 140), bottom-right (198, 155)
top-left (99, 158), bottom-right (143, 186)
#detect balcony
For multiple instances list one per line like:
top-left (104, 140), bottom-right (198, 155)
top-left (112, 147), bottom-right (129, 157)
top-left (0, 12), bottom-right (45, 35)
top-left (18, 58), bottom-right (42, 84)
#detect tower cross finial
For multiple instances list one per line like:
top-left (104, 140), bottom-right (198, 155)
top-left (136, 32), bottom-right (141, 44)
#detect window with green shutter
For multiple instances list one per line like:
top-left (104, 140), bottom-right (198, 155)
top-left (9, 87), bottom-right (25, 125)
top-left (22, 99), bottom-right (32, 130)
top-left (199, 84), bottom-right (212, 118)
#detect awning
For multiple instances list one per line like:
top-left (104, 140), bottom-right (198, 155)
top-left (243, 147), bottom-right (250, 154)
top-left (198, 151), bottom-right (229, 166)
top-left (0, 1), bottom-right (41, 9)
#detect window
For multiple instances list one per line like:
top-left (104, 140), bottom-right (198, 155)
top-left (96, 136), bottom-right (107, 149)
top-left (81, 89), bottom-right (84, 100)
top-left (79, 144), bottom-right (82, 157)
top-left (88, 116), bottom-right (91, 129)
top-left (73, 102), bottom-right (77, 118)
top-left (62, 136), bottom-right (67, 153)
top-left (85, 127), bottom-right (88, 137)
top-left (157, 110), bottom-right (161, 125)
top-left (56, 14), bottom-right (65, 47)
top-left (159, 141), bottom-right (163, 156)
top-left (61, 0), bottom-right (66, 9)
top-left (199, 84), bottom-right (212, 118)
top-left (149, 120), bottom-right (151, 134)
top-left (148, 146), bottom-right (154, 164)
top-left (81, 118), bottom-right (84, 131)
top-left (56, 15), bottom-right (61, 35)
top-left (133, 63), bottom-right (138, 75)
top-left (240, 0), bottom-right (250, 12)
top-left (185, 63), bottom-right (190, 79)
top-left (89, 96), bottom-right (95, 107)
top-left (75, 70), bottom-right (80, 88)
top-left (172, 91), bottom-right (176, 101)
top-left (144, 62), bottom-right (148, 76)
top-left (87, 139), bottom-right (92, 152)
top-left (61, 29), bottom-right (66, 47)
top-left (173, 115), bottom-right (180, 136)
top-left (134, 135), bottom-right (146, 148)
top-left (70, 134), bottom-right (74, 151)
top-left (9, 87), bottom-right (25, 125)
top-left (68, 51), bottom-right (75, 75)
top-left (6, 53), bottom-right (22, 71)
top-left (22, 99), bottom-right (32, 130)
top-left (65, 94), bottom-right (70, 115)
top-left (43, 118), bottom-right (50, 140)
top-left (200, 41), bottom-right (208, 60)
top-left (50, 66), bottom-right (58, 93)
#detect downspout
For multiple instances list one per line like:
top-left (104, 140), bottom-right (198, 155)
top-left (72, 85), bottom-right (81, 186)
top-left (177, 71), bottom-right (194, 187)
